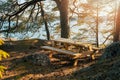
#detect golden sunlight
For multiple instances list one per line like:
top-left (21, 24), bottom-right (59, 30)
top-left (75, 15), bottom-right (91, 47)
top-left (99, 6), bottom-right (113, 16)
top-left (80, 0), bottom-right (87, 3)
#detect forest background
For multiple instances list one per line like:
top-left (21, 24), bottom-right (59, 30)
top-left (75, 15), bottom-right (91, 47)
top-left (0, 0), bottom-right (120, 47)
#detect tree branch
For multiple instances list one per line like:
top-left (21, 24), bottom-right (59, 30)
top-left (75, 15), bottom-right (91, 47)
top-left (0, 0), bottom-right (45, 33)
top-left (54, 0), bottom-right (61, 10)
top-left (6, 0), bottom-right (44, 17)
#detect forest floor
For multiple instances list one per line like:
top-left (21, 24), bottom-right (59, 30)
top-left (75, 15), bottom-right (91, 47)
top-left (1, 48), bottom-right (98, 80)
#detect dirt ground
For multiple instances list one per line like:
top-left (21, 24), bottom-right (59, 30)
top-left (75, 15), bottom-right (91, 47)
top-left (1, 40), bottom-right (119, 80)
top-left (1, 49), bottom-right (96, 80)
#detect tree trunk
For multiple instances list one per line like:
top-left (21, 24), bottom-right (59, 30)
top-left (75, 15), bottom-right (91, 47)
top-left (113, 2), bottom-right (120, 42)
top-left (55, 0), bottom-right (70, 38)
top-left (40, 2), bottom-right (50, 40)
top-left (96, 2), bottom-right (99, 47)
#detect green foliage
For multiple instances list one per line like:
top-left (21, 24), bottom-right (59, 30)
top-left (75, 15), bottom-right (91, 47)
top-left (0, 39), bottom-right (10, 78)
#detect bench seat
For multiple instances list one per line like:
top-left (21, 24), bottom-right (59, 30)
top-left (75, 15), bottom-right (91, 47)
top-left (40, 46), bottom-right (95, 66)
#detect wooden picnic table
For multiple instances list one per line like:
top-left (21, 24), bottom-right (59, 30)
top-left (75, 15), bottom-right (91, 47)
top-left (41, 38), bottom-right (102, 66)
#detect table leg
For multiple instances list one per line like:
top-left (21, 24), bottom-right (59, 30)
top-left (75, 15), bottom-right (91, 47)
top-left (74, 59), bottom-right (78, 66)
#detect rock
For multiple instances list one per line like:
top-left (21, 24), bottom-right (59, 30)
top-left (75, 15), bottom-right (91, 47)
top-left (100, 42), bottom-right (120, 60)
top-left (24, 53), bottom-right (51, 66)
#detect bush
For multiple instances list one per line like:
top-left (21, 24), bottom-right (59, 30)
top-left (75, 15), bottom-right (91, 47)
top-left (0, 39), bottom-right (9, 78)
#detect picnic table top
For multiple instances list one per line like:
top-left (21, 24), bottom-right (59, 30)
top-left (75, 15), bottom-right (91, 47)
top-left (50, 38), bottom-right (104, 51)
top-left (51, 38), bottom-right (92, 47)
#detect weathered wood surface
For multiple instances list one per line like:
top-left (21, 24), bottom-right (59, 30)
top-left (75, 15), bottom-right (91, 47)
top-left (40, 46), bottom-right (78, 56)
top-left (51, 38), bottom-right (104, 51)
top-left (51, 38), bottom-right (92, 48)
top-left (40, 46), bottom-right (95, 66)
top-left (41, 46), bottom-right (94, 57)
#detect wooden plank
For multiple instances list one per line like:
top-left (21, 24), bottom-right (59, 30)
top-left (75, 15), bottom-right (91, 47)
top-left (73, 51), bottom-right (94, 59)
top-left (51, 38), bottom-right (93, 51)
top-left (52, 38), bottom-right (92, 47)
top-left (40, 46), bottom-right (77, 56)
top-left (40, 46), bottom-right (94, 59)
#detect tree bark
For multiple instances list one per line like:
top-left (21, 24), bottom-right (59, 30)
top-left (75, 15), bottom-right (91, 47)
top-left (40, 2), bottom-right (50, 40)
top-left (113, 2), bottom-right (120, 42)
top-left (96, 2), bottom-right (99, 47)
top-left (55, 0), bottom-right (70, 38)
